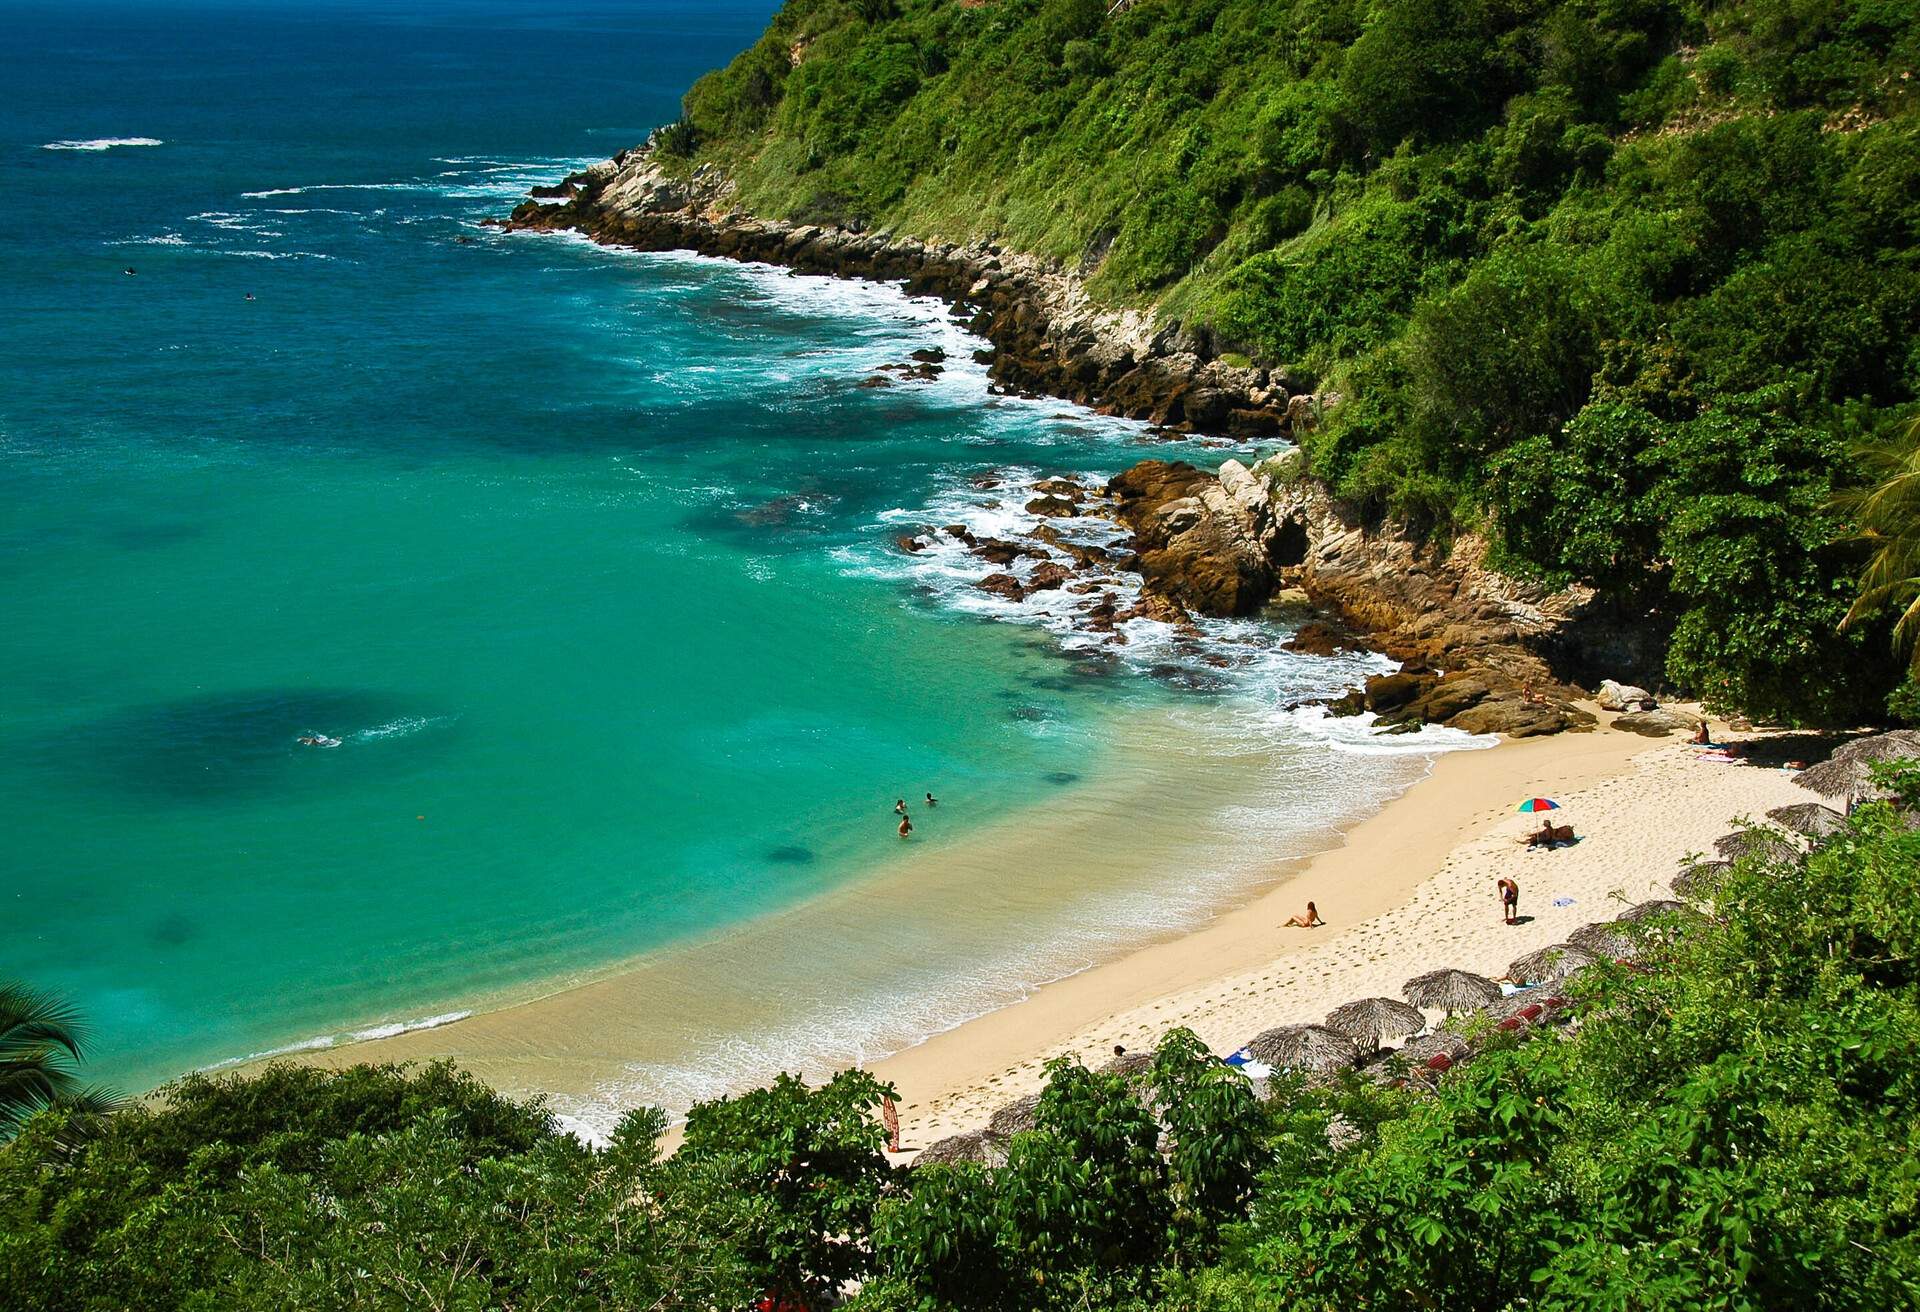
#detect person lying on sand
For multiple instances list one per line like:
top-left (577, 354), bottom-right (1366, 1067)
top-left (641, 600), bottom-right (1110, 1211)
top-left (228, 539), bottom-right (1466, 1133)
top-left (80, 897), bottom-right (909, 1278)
top-left (1284, 901), bottom-right (1324, 928)
top-left (1520, 821), bottom-right (1576, 847)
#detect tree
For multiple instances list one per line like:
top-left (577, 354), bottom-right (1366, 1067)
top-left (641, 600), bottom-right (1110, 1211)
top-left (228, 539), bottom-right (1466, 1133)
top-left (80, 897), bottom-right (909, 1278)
top-left (0, 982), bottom-right (118, 1143)
top-left (1843, 416), bottom-right (1920, 672)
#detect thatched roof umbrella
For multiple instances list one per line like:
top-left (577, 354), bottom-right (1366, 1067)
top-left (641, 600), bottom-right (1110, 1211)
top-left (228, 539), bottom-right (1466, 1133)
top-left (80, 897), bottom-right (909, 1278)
top-left (1569, 920), bottom-right (1637, 958)
top-left (1403, 968), bottom-right (1502, 1013)
top-left (1507, 943), bottom-right (1597, 986)
top-left (1617, 898), bottom-right (1688, 923)
top-left (1714, 829), bottom-right (1800, 863)
top-left (1324, 996), bottom-right (1427, 1050)
top-left (1246, 1023), bottom-right (1362, 1073)
top-left (1671, 860), bottom-right (1732, 899)
top-left (1795, 729), bottom-right (1920, 800)
top-left (1766, 801), bottom-right (1848, 838)
top-left (914, 1131), bottom-right (1008, 1168)
top-left (986, 1092), bottom-right (1042, 1138)
top-left (1100, 1050), bottom-right (1154, 1079)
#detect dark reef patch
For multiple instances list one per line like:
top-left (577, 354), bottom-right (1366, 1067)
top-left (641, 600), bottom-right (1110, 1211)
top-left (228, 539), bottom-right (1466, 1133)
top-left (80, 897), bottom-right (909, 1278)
top-left (57, 688), bottom-right (449, 802)
top-left (766, 845), bottom-right (816, 865)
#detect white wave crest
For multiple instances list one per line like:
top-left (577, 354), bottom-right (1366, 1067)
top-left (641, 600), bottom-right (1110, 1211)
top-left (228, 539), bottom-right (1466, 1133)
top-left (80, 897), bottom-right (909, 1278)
top-left (43, 136), bottom-right (163, 151)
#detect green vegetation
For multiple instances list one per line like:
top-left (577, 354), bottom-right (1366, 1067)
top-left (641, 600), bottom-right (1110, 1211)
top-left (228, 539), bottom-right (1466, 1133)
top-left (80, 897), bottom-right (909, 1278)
top-left (0, 983), bottom-right (118, 1146)
top-left (667, 0), bottom-right (1920, 721)
top-left (8, 774), bottom-right (1920, 1308)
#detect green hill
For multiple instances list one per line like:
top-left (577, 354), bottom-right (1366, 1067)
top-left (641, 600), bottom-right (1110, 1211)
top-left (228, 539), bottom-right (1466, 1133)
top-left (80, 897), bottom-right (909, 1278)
top-left (664, 0), bottom-right (1920, 723)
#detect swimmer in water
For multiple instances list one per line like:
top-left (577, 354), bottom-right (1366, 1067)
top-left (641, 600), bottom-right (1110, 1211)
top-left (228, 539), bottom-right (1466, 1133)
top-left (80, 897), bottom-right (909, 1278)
top-left (123, 267), bottom-right (137, 276)
top-left (925, 791), bottom-right (937, 808)
top-left (898, 815), bottom-right (913, 838)
top-left (895, 798), bottom-right (908, 816)
top-left (245, 292), bottom-right (255, 302)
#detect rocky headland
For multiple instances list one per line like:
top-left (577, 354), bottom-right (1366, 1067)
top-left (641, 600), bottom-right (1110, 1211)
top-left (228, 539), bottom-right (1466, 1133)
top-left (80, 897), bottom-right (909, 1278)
top-left (503, 150), bottom-right (1663, 738)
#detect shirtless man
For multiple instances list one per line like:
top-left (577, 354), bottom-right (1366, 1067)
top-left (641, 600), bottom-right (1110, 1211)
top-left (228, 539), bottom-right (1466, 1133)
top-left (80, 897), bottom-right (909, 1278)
top-left (1498, 877), bottom-right (1520, 925)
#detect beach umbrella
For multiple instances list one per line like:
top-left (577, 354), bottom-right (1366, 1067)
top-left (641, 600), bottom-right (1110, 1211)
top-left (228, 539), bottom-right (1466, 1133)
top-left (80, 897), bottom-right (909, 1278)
top-left (986, 1092), bottom-right (1042, 1138)
top-left (1516, 797), bottom-right (1561, 814)
top-left (1713, 829), bottom-right (1800, 863)
top-left (914, 1131), bottom-right (1008, 1168)
top-left (1568, 920), bottom-right (1636, 957)
top-left (1765, 802), bottom-right (1848, 839)
top-left (1506, 943), bottom-right (1596, 986)
top-left (1617, 898), bottom-right (1688, 923)
top-left (1403, 968), bottom-right (1502, 1013)
top-left (1324, 996), bottom-right (1426, 1050)
top-left (1246, 1023), bottom-right (1362, 1073)
top-left (1101, 1049), bottom-right (1154, 1080)
top-left (1671, 860), bottom-right (1732, 899)
top-left (1795, 730), bottom-right (1920, 800)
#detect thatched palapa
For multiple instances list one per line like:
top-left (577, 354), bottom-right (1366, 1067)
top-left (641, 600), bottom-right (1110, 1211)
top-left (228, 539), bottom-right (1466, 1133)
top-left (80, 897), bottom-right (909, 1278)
top-left (1507, 943), bottom-right (1596, 986)
top-left (986, 1092), bottom-right (1042, 1137)
top-left (1324, 996), bottom-right (1427, 1049)
top-left (1714, 828), bottom-right (1801, 863)
top-left (1766, 801), bottom-right (1848, 838)
top-left (1617, 898), bottom-right (1689, 923)
top-left (1403, 968), bottom-right (1502, 1012)
top-left (1569, 920), bottom-right (1637, 957)
top-left (1795, 729), bottom-right (1920, 800)
top-left (1246, 1023), bottom-right (1362, 1073)
top-left (914, 1131), bottom-right (1008, 1168)
top-left (1671, 860), bottom-right (1731, 899)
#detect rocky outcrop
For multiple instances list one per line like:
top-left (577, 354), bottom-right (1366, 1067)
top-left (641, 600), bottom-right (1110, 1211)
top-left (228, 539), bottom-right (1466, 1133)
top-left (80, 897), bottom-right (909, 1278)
top-left (501, 152), bottom-right (1295, 436)
top-left (1106, 461), bottom-right (1279, 618)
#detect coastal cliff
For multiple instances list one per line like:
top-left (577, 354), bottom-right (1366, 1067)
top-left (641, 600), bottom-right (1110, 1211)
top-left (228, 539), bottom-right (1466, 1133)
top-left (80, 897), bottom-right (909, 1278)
top-left (506, 154), bottom-right (1295, 439)
top-left (505, 151), bottom-right (1620, 735)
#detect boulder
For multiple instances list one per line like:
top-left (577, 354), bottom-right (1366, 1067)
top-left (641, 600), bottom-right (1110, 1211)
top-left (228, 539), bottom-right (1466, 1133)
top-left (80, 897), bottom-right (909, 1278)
top-left (895, 534), bottom-right (927, 554)
top-left (1026, 495), bottom-right (1080, 517)
top-left (1026, 562), bottom-right (1072, 592)
top-left (1284, 621), bottom-right (1363, 657)
top-left (1106, 461), bottom-right (1278, 618)
top-left (976, 573), bottom-right (1025, 601)
top-left (1596, 679), bottom-right (1656, 712)
top-left (1447, 697), bottom-right (1594, 738)
top-left (1612, 707), bottom-right (1703, 737)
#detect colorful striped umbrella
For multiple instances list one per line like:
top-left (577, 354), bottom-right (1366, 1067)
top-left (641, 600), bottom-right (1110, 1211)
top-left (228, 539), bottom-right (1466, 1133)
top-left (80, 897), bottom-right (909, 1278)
top-left (1516, 797), bottom-right (1560, 813)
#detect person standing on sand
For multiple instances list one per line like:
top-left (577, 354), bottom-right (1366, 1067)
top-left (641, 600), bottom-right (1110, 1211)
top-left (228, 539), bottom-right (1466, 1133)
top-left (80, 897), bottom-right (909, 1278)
top-left (898, 814), bottom-right (913, 838)
top-left (1498, 877), bottom-right (1520, 925)
top-left (881, 1095), bottom-right (901, 1152)
top-left (1284, 901), bottom-right (1324, 928)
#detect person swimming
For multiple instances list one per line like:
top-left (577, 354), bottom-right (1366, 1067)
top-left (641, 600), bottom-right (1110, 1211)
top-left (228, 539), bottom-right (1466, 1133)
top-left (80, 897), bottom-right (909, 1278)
top-left (297, 734), bottom-right (342, 749)
top-left (925, 791), bottom-right (937, 808)
top-left (894, 798), bottom-right (908, 816)
top-left (897, 814), bottom-right (913, 838)
top-left (123, 267), bottom-right (137, 276)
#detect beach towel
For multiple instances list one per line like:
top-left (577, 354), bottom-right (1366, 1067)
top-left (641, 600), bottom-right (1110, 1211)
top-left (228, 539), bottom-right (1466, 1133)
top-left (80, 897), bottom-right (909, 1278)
top-left (1222, 1047), bottom-right (1275, 1079)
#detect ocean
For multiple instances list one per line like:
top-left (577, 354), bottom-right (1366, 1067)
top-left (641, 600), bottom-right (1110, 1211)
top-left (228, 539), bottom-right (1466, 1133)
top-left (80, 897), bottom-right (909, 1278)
top-left (0, 0), bottom-right (1484, 1123)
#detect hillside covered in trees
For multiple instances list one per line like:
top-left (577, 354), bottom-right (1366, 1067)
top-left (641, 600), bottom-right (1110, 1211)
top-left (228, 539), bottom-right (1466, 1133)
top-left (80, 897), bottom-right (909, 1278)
top-left (662, 0), bottom-right (1920, 723)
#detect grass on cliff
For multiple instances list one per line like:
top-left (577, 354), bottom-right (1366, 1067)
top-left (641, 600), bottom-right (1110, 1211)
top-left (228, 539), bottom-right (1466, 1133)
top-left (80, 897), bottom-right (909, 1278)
top-left (662, 0), bottom-right (1920, 724)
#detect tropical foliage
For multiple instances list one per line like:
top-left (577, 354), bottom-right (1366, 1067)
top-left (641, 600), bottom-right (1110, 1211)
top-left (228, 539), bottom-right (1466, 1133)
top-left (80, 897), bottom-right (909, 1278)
top-left (665, 0), bottom-right (1920, 721)
top-left (0, 983), bottom-right (118, 1145)
top-left (7, 779), bottom-right (1920, 1308)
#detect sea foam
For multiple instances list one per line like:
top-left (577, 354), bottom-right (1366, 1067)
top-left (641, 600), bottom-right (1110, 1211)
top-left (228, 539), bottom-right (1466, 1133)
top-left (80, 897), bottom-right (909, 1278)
top-left (42, 136), bottom-right (163, 151)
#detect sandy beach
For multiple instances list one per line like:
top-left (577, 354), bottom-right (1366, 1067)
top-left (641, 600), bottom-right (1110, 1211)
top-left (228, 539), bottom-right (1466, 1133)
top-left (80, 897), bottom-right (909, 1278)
top-left (273, 700), bottom-right (1813, 1151)
top-left (873, 709), bottom-right (1809, 1154)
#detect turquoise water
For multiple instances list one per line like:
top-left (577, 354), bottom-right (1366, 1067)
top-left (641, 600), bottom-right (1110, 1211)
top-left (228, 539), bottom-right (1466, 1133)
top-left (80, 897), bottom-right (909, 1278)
top-left (1, 1), bottom-right (1476, 1100)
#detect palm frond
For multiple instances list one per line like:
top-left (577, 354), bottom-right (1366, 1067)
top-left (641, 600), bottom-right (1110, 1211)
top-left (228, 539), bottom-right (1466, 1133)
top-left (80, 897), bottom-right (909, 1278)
top-left (0, 982), bottom-right (89, 1063)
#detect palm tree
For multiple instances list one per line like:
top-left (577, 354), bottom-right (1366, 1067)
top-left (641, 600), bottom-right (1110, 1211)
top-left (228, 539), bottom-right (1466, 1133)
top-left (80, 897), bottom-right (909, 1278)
top-left (1, 982), bottom-right (121, 1142)
top-left (1842, 415), bottom-right (1920, 670)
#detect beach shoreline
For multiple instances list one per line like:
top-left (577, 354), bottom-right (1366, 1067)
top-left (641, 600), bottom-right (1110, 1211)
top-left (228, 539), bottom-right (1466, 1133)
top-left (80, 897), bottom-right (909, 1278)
top-left (873, 709), bottom-right (1809, 1153)
top-left (265, 701), bottom-right (1808, 1152)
